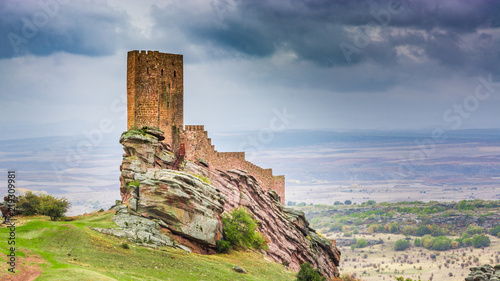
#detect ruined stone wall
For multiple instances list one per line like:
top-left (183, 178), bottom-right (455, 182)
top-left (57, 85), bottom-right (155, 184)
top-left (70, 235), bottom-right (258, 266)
top-left (181, 125), bottom-right (286, 204)
top-left (127, 50), bottom-right (183, 146)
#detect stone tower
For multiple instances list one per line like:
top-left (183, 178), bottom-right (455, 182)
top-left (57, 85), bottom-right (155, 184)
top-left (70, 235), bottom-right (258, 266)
top-left (127, 50), bottom-right (183, 147)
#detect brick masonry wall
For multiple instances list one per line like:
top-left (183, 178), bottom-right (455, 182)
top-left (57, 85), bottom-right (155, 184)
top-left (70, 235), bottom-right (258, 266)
top-left (181, 126), bottom-right (285, 204)
top-left (127, 50), bottom-right (183, 146)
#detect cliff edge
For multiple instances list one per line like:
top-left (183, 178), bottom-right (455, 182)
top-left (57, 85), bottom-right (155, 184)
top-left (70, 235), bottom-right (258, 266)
top-left (116, 128), bottom-right (341, 278)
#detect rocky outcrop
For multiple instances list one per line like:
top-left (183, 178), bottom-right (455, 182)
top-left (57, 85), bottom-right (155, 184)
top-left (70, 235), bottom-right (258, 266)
top-left (117, 128), bottom-right (341, 278)
top-left (465, 264), bottom-right (500, 281)
top-left (93, 205), bottom-right (173, 247)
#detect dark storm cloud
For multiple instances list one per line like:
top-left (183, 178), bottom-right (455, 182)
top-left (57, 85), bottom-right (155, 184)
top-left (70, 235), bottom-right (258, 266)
top-left (0, 0), bottom-right (131, 58)
top-left (151, 0), bottom-right (500, 71)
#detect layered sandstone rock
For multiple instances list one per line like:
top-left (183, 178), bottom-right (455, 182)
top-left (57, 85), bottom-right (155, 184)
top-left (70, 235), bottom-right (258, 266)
top-left (117, 128), bottom-right (341, 278)
top-left (465, 264), bottom-right (500, 281)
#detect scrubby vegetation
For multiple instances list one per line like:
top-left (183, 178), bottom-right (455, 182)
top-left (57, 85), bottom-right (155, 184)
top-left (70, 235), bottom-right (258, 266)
top-left (394, 239), bottom-right (411, 251)
top-left (296, 262), bottom-right (326, 281)
top-left (217, 207), bottom-right (268, 252)
top-left (293, 199), bottom-right (499, 251)
top-left (290, 199), bottom-right (500, 280)
top-left (17, 191), bottom-right (70, 221)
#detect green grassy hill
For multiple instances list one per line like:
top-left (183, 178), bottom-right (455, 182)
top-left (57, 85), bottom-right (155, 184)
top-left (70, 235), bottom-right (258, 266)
top-left (0, 211), bottom-right (296, 281)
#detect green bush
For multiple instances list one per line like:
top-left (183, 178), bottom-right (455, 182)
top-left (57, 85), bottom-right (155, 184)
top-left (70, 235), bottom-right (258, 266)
top-left (344, 200), bottom-right (352, 205)
top-left (466, 225), bottom-right (484, 235)
top-left (431, 236), bottom-right (452, 251)
top-left (356, 239), bottom-right (367, 248)
top-left (471, 234), bottom-right (490, 248)
top-left (489, 225), bottom-right (500, 237)
top-left (296, 262), bottom-right (326, 281)
top-left (394, 239), bottom-right (410, 251)
top-left (402, 226), bottom-right (416, 236)
top-left (221, 207), bottom-right (267, 250)
top-left (414, 238), bottom-right (421, 247)
top-left (17, 191), bottom-right (70, 221)
top-left (215, 240), bottom-right (231, 253)
top-left (429, 224), bottom-right (446, 237)
top-left (463, 238), bottom-right (473, 246)
top-left (415, 225), bottom-right (431, 236)
top-left (17, 191), bottom-right (41, 215)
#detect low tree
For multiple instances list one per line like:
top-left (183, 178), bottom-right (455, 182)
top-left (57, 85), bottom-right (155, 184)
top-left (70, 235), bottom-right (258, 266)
top-left (344, 200), bottom-right (352, 205)
top-left (17, 191), bottom-right (70, 221)
top-left (17, 191), bottom-right (41, 215)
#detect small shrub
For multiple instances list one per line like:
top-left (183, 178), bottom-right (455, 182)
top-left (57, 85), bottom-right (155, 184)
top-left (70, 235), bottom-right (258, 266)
top-left (414, 238), bottom-right (421, 247)
top-left (296, 262), bottom-right (326, 281)
top-left (416, 225), bottom-right (431, 236)
top-left (394, 239), bottom-right (410, 251)
top-left (222, 207), bottom-right (268, 250)
top-left (215, 240), bottom-right (231, 253)
top-left (466, 225), bottom-right (484, 235)
top-left (356, 239), bottom-right (368, 248)
top-left (489, 225), bottom-right (500, 237)
top-left (121, 243), bottom-right (129, 249)
top-left (471, 233), bottom-right (490, 248)
top-left (431, 236), bottom-right (452, 251)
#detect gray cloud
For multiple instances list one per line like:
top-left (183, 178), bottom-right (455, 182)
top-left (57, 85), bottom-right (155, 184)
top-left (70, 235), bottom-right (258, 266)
top-left (0, 0), bottom-right (499, 138)
top-left (0, 0), bottom-right (131, 58)
top-left (148, 0), bottom-right (500, 73)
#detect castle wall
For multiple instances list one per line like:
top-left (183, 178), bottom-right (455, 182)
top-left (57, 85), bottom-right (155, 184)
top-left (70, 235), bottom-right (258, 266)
top-left (181, 125), bottom-right (285, 204)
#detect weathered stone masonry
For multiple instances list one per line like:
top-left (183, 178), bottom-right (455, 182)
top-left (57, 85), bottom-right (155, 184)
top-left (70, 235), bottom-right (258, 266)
top-left (127, 50), bottom-right (285, 204)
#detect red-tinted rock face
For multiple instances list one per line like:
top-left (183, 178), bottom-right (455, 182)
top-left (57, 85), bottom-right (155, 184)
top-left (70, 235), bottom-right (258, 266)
top-left (119, 128), bottom-right (341, 278)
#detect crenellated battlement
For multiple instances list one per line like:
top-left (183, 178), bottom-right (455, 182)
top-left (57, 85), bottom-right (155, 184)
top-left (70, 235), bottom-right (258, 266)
top-left (185, 125), bottom-right (205, 131)
top-left (127, 50), bottom-right (285, 204)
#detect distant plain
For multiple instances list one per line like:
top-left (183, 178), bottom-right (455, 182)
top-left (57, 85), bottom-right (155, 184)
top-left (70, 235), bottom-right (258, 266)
top-left (1, 129), bottom-right (499, 214)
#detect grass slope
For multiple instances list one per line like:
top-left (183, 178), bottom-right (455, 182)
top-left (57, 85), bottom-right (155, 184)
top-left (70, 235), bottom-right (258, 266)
top-left (0, 211), bottom-right (296, 281)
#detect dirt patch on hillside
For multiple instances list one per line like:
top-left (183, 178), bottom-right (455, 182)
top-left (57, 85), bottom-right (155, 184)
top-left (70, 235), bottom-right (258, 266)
top-left (0, 250), bottom-right (44, 281)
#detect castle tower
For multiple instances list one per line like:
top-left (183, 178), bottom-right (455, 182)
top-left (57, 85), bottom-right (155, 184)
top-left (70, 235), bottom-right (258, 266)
top-left (127, 50), bottom-right (184, 147)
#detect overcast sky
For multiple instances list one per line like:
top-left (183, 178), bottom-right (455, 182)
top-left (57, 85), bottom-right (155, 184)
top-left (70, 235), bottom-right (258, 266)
top-left (1, 0), bottom-right (500, 140)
